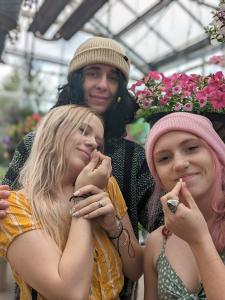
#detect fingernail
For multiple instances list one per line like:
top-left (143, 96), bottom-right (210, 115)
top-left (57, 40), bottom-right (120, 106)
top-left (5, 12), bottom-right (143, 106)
top-left (179, 178), bottom-right (183, 182)
top-left (73, 190), bottom-right (80, 196)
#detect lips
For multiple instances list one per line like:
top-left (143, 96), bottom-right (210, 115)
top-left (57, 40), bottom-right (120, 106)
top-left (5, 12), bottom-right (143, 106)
top-left (176, 173), bottom-right (199, 182)
top-left (78, 149), bottom-right (91, 160)
top-left (90, 95), bottom-right (109, 102)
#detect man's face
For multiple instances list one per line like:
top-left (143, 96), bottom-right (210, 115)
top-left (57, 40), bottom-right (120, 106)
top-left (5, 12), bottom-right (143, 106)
top-left (82, 64), bottom-right (119, 114)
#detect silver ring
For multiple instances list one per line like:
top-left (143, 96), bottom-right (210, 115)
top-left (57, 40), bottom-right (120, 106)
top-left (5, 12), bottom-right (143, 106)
top-left (97, 201), bottom-right (104, 209)
top-left (167, 199), bottom-right (180, 213)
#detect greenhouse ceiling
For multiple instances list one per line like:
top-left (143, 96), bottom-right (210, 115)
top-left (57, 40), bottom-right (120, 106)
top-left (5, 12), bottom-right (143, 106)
top-left (0, 0), bottom-right (224, 79)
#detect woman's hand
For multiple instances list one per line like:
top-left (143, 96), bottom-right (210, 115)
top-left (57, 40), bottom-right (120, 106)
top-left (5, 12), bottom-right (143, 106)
top-left (0, 185), bottom-right (10, 219)
top-left (75, 151), bottom-right (112, 191)
top-left (71, 185), bottom-right (117, 233)
top-left (161, 180), bottom-right (209, 246)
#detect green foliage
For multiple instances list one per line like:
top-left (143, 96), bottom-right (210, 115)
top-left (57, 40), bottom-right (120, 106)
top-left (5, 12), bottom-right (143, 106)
top-left (1, 69), bottom-right (20, 91)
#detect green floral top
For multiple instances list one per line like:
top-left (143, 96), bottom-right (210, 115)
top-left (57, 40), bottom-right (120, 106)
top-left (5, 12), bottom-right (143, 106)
top-left (156, 238), bottom-right (225, 299)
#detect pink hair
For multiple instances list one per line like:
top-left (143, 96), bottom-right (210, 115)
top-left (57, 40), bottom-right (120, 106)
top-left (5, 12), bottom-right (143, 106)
top-left (207, 147), bottom-right (225, 252)
top-left (148, 144), bottom-right (225, 251)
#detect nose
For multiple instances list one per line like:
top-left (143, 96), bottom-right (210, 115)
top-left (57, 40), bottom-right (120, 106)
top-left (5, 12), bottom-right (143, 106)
top-left (86, 135), bottom-right (97, 150)
top-left (173, 153), bottom-right (189, 172)
top-left (96, 74), bottom-right (108, 90)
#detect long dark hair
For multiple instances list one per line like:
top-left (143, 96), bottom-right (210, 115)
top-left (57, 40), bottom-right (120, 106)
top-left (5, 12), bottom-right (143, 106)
top-left (54, 69), bottom-right (138, 139)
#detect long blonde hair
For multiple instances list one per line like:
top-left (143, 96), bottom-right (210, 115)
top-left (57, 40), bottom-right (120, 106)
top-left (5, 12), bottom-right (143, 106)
top-left (20, 104), bottom-right (101, 250)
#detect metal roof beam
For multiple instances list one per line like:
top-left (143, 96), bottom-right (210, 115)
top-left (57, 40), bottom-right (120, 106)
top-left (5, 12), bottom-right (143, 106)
top-left (116, 0), bottom-right (176, 51)
top-left (54, 0), bottom-right (108, 40)
top-left (177, 0), bottom-right (205, 29)
top-left (115, 0), bottom-right (176, 38)
top-left (189, 0), bottom-right (217, 10)
top-left (149, 37), bottom-right (212, 70)
top-left (28, 0), bottom-right (71, 35)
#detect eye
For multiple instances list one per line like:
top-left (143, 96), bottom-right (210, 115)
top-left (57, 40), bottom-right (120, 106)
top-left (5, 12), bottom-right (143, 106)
top-left (159, 156), bottom-right (170, 162)
top-left (79, 126), bottom-right (88, 135)
top-left (155, 154), bottom-right (171, 163)
top-left (108, 73), bottom-right (119, 82)
top-left (84, 70), bottom-right (99, 78)
top-left (186, 144), bottom-right (199, 152)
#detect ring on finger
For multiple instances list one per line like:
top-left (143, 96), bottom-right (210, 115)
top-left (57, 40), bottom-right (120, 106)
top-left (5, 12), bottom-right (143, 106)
top-left (97, 201), bottom-right (104, 209)
top-left (167, 199), bottom-right (180, 214)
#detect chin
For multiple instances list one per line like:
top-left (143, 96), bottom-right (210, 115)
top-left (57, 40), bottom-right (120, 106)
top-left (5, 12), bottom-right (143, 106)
top-left (93, 106), bottom-right (107, 114)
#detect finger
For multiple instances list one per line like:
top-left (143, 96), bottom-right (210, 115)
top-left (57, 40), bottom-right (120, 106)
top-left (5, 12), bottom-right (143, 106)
top-left (84, 150), bottom-right (100, 171)
top-left (0, 185), bottom-right (10, 191)
top-left (94, 156), bottom-right (111, 174)
top-left (0, 211), bottom-right (7, 219)
top-left (75, 198), bottom-right (113, 217)
top-left (84, 203), bottom-right (114, 219)
top-left (0, 200), bottom-right (9, 209)
top-left (161, 181), bottom-right (182, 203)
top-left (180, 182), bottom-right (198, 209)
top-left (0, 190), bottom-right (10, 199)
top-left (73, 184), bottom-right (102, 197)
top-left (74, 193), bottom-right (104, 210)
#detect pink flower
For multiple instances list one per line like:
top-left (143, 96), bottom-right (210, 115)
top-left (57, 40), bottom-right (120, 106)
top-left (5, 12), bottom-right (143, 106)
top-left (136, 89), bottom-right (152, 98)
top-left (183, 102), bottom-right (193, 111)
top-left (31, 113), bottom-right (41, 121)
top-left (198, 98), bottom-right (207, 108)
top-left (159, 96), bottom-right (169, 106)
top-left (130, 80), bottom-right (143, 92)
top-left (182, 90), bottom-right (191, 97)
top-left (174, 103), bottom-right (183, 111)
top-left (144, 71), bottom-right (161, 82)
top-left (141, 98), bottom-right (154, 109)
top-left (208, 55), bottom-right (225, 66)
top-left (132, 69), bottom-right (225, 116)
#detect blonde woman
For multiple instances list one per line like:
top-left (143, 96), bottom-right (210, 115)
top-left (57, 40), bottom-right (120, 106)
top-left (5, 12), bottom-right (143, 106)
top-left (0, 105), bottom-right (143, 300)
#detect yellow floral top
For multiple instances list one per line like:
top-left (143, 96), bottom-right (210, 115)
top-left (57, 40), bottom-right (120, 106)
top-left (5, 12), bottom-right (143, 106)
top-left (0, 176), bottom-right (127, 300)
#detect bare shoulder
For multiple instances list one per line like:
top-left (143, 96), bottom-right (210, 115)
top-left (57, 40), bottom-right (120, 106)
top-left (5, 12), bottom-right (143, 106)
top-left (146, 226), bottom-right (164, 247)
top-left (145, 226), bottom-right (164, 266)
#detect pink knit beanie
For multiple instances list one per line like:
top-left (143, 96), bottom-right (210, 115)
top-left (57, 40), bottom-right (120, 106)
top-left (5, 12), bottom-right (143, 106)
top-left (145, 112), bottom-right (225, 177)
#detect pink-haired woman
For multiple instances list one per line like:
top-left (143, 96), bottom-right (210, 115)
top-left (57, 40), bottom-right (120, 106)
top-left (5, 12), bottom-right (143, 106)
top-left (144, 112), bottom-right (225, 300)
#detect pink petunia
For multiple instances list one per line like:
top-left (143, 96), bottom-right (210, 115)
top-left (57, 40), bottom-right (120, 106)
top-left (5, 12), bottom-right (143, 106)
top-left (174, 103), bottom-right (183, 111)
top-left (183, 102), bottom-right (193, 111)
top-left (159, 96), bottom-right (169, 106)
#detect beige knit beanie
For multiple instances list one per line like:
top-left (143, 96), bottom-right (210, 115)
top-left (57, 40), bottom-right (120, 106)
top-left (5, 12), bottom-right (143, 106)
top-left (69, 36), bottom-right (130, 81)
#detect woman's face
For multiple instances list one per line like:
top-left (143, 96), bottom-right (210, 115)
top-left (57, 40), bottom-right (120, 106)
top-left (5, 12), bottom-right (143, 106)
top-left (65, 114), bottom-right (104, 175)
top-left (153, 131), bottom-right (215, 200)
top-left (82, 64), bottom-right (119, 114)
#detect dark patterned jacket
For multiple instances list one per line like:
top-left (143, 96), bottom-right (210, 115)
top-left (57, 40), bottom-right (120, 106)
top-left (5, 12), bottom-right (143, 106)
top-left (2, 131), bottom-right (163, 299)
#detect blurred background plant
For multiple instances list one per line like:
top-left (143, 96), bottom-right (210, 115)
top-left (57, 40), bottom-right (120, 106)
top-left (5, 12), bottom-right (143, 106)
top-left (2, 111), bottom-right (41, 161)
top-left (0, 68), bottom-right (46, 174)
top-left (205, 0), bottom-right (225, 43)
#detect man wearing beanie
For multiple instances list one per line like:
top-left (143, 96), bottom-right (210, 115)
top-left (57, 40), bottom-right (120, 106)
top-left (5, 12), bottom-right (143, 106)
top-left (0, 36), bottom-right (158, 299)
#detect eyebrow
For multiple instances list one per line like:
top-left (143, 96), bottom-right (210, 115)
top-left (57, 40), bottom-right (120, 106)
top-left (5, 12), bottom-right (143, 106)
top-left (154, 137), bottom-right (200, 155)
